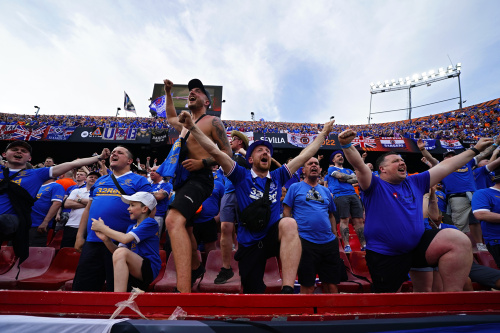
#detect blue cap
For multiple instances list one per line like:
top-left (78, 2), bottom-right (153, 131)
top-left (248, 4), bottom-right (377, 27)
top-left (246, 140), bottom-right (273, 165)
top-left (330, 150), bottom-right (344, 162)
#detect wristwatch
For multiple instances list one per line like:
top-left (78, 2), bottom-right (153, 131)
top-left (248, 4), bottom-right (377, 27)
top-left (78, 198), bottom-right (82, 203)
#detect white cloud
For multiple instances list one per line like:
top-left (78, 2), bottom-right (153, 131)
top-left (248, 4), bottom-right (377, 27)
top-left (0, 0), bottom-right (499, 126)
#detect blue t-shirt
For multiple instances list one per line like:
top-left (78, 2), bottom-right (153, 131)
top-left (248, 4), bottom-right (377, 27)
top-left (441, 159), bottom-right (477, 194)
top-left (120, 217), bottom-right (161, 278)
top-left (87, 172), bottom-right (152, 242)
top-left (31, 182), bottom-right (65, 228)
top-left (362, 172), bottom-right (430, 255)
top-left (0, 166), bottom-right (52, 215)
top-left (213, 168), bottom-right (226, 186)
top-left (283, 182), bottom-right (336, 244)
top-left (471, 187), bottom-right (500, 246)
top-left (151, 181), bottom-right (172, 217)
top-left (436, 190), bottom-right (447, 213)
top-left (227, 162), bottom-right (292, 247)
top-left (324, 166), bottom-right (356, 198)
top-left (474, 165), bottom-right (495, 190)
top-left (194, 181), bottom-right (225, 224)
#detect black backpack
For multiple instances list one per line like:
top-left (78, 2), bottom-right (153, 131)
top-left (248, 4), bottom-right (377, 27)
top-left (239, 178), bottom-right (272, 232)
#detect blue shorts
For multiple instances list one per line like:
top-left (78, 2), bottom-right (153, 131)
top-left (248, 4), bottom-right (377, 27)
top-left (220, 192), bottom-right (239, 223)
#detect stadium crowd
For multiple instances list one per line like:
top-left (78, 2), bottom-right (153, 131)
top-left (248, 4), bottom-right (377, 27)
top-left (1, 99), bottom-right (498, 139)
top-left (1, 84), bottom-right (499, 294)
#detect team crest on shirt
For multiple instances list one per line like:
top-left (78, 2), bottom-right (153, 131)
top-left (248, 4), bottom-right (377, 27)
top-left (393, 192), bottom-right (398, 199)
top-left (18, 171), bottom-right (27, 177)
top-left (122, 179), bottom-right (133, 187)
top-left (249, 186), bottom-right (278, 203)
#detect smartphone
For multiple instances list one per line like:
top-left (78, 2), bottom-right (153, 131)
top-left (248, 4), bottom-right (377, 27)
top-left (330, 116), bottom-right (335, 120)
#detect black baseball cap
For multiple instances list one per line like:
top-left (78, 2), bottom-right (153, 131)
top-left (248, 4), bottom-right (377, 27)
top-left (87, 171), bottom-right (101, 178)
top-left (188, 79), bottom-right (211, 109)
top-left (5, 141), bottom-right (32, 154)
top-left (443, 150), bottom-right (457, 158)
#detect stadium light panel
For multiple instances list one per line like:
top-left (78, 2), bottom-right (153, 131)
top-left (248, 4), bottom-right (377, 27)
top-left (370, 82), bottom-right (375, 87)
top-left (448, 65), bottom-right (453, 70)
top-left (422, 72), bottom-right (427, 77)
top-left (405, 76), bottom-right (410, 81)
top-left (391, 79), bottom-right (396, 83)
top-left (377, 81), bottom-right (381, 86)
top-left (456, 63), bottom-right (462, 70)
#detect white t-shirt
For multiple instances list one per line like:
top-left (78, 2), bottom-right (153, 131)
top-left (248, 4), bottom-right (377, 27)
top-left (66, 187), bottom-right (90, 228)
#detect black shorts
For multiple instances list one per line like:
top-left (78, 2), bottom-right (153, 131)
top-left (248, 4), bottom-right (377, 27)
top-left (127, 257), bottom-right (154, 292)
top-left (169, 169), bottom-right (214, 226)
top-left (234, 221), bottom-right (281, 294)
top-left (298, 237), bottom-right (341, 287)
top-left (334, 194), bottom-right (364, 219)
top-left (366, 229), bottom-right (441, 293)
top-left (193, 218), bottom-right (218, 244)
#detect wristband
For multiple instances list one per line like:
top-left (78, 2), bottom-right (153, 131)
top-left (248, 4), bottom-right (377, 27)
top-left (493, 143), bottom-right (499, 147)
top-left (470, 147), bottom-right (480, 156)
top-left (202, 159), bottom-right (209, 168)
top-left (340, 143), bottom-right (352, 149)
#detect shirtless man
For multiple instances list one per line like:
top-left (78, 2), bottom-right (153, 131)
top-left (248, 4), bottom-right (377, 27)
top-left (163, 78), bottom-right (232, 293)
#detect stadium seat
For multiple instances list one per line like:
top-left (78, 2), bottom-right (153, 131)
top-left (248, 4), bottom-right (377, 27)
top-left (349, 251), bottom-right (372, 283)
top-left (154, 250), bottom-right (203, 292)
top-left (337, 251), bottom-right (371, 293)
top-left (45, 229), bottom-right (54, 246)
top-left (198, 249), bottom-right (241, 293)
top-left (348, 234), bottom-right (361, 252)
top-left (0, 246), bottom-right (16, 275)
top-left (17, 247), bottom-right (80, 290)
top-left (263, 257), bottom-right (282, 293)
top-left (474, 251), bottom-right (499, 270)
top-left (0, 247), bottom-right (55, 289)
top-left (147, 250), bottom-right (167, 291)
top-left (47, 229), bottom-right (64, 250)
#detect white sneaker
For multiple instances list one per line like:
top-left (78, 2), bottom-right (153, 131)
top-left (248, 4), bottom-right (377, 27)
top-left (477, 243), bottom-right (488, 252)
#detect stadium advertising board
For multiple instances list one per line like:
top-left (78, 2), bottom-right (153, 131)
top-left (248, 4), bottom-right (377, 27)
top-left (151, 83), bottom-right (223, 117)
top-left (68, 127), bottom-right (151, 144)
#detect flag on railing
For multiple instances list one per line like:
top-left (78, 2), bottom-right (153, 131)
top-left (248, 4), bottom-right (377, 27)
top-left (149, 95), bottom-right (166, 118)
top-left (124, 91), bottom-right (137, 114)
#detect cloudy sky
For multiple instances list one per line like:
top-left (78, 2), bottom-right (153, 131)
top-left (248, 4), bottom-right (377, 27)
top-left (1, 0), bottom-right (499, 125)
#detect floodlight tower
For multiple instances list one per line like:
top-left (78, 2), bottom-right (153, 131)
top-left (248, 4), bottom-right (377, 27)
top-left (368, 63), bottom-right (462, 124)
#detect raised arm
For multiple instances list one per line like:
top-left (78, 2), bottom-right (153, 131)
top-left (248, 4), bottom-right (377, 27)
top-left (428, 137), bottom-right (494, 187)
top-left (417, 139), bottom-right (438, 167)
top-left (287, 120), bottom-right (334, 174)
top-left (486, 153), bottom-right (500, 171)
top-left (178, 111), bottom-right (234, 174)
top-left (338, 129), bottom-right (372, 190)
top-left (476, 136), bottom-right (500, 163)
top-left (52, 149), bottom-right (110, 179)
top-left (208, 116), bottom-right (233, 163)
top-left (163, 79), bottom-right (183, 133)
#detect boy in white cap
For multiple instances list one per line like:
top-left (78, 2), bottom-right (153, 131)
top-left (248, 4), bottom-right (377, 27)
top-left (91, 192), bottom-right (161, 292)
